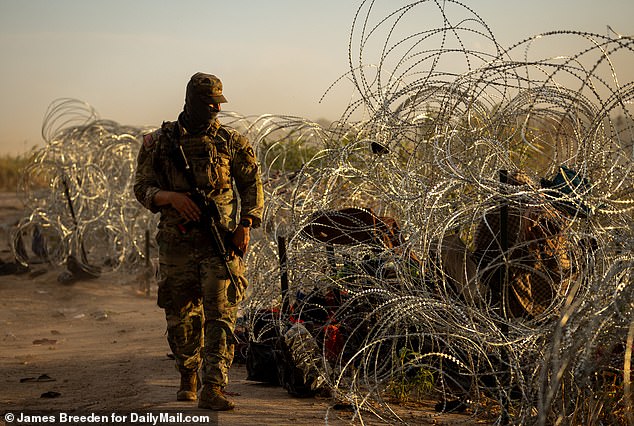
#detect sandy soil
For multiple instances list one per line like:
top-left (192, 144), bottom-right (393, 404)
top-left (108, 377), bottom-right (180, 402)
top-left (0, 193), bottom-right (468, 426)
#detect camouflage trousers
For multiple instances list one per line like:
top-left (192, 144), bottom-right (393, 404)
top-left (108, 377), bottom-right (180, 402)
top-left (156, 227), bottom-right (247, 387)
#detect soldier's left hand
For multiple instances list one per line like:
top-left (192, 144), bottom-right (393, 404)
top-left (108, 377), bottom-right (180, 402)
top-left (231, 225), bottom-right (250, 256)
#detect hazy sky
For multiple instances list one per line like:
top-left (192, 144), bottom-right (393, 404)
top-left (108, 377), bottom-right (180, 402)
top-left (1, 0), bottom-right (632, 155)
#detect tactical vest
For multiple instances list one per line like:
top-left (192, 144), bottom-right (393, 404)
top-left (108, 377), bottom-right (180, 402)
top-left (152, 121), bottom-right (239, 231)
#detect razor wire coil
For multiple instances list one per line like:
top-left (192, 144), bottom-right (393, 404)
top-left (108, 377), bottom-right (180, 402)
top-left (10, 1), bottom-right (634, 424)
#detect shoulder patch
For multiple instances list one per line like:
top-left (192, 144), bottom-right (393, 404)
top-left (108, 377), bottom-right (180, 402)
top-left (142, 129), bottom-right (161, 149)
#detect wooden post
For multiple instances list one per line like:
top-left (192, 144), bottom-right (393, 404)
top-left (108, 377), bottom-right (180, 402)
top-left (325, 244), bottom-right (342, 305)
top-left (145, 229), bottom-right (150, 267)
top-left (277, 235), bottom-right (289, 316)
top-left (499, 169), bottom-right (510, 425)
top-left (499, 169), bottom-right (509, 319)
top-left (142, 229), bottom-right (151, 296)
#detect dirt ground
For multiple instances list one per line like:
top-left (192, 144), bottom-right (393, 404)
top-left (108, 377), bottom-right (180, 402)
top-left (0, 193), bottom-right (469, 426)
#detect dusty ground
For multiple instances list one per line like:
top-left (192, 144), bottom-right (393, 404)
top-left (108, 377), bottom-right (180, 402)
top-left (0, 193), bottom-right (470, 426)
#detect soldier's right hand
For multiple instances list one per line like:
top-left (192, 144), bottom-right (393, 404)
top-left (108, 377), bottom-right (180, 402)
top-left (168, 191), bottom-right (201, 222)
top-left (152, 190), bottom-right (202, 222)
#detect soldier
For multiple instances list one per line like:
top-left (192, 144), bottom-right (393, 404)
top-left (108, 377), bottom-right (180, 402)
top-left (134, 72), bottom-right (264, 410)
top-left (473, 171), bottom-right (575, 319)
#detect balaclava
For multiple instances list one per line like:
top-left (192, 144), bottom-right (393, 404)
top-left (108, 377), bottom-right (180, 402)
top-left (178, 72), bottom-right (228, 135)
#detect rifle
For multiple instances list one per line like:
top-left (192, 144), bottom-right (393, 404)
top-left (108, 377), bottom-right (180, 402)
top-left (174, 142), bottom-right (241, 290)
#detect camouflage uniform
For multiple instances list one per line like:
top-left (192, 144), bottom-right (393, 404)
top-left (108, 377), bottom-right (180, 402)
top-left (473, 172), bottom-right (574, 318)
top-left (133, 74), bottom-right (263, 392)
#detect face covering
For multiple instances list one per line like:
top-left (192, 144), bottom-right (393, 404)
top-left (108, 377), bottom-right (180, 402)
top-left (179, 73), bottom-right (227, 135)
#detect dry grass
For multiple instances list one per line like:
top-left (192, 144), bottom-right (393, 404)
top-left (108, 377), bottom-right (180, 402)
top-left (0, 154), bottom-right (30, 192)
top-left (0, 153), bottom-right (50, 192)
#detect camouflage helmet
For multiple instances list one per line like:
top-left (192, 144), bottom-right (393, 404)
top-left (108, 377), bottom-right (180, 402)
top-left (186, 72), bottom-right (228, 104)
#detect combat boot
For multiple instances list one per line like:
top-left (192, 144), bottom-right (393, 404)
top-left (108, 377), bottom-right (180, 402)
top-left (176, 372), bottom-right (198, 401)
top-left (198, 384), bottom-right (235, 411)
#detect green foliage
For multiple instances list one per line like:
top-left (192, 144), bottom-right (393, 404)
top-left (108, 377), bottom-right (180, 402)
top-left (260, 137), bottom-right (321, 173)
top-left (386, 347), bottom-right (435, 403)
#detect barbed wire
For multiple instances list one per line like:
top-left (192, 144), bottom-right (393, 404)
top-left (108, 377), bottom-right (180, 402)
top-left (10, 1), bottom-right (634, 424)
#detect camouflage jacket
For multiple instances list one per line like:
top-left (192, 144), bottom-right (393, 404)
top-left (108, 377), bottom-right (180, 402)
top-left (133, 119), bottom-right (264, 232)
top-left (473, 201), bottom-right (574, 318)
